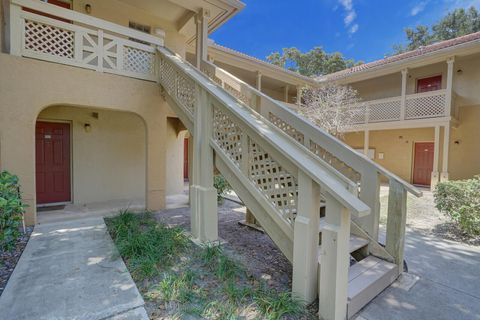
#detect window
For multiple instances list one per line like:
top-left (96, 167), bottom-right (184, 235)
top-left (417, 75), bottom-right (442, 93)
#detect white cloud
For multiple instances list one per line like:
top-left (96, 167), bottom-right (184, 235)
top-left (338, 0), bottom-right (359, 35)
top-left (411, 1), bottom-right (428, 16)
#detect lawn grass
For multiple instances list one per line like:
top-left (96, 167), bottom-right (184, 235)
top-left (105, 210), bottom-right (311, 320)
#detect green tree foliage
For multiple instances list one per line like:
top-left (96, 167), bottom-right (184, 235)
top-left (266, 47), bottom-right (361, 77)
top-left (0, 171), bottom-right (26, 251)
top-left (394, 7), bottom-right (480, 54)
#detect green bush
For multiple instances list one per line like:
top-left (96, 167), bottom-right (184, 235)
top-left (434, 176), bottom-right (480, 236)
top-left (213, 174), bottom-right (231, 203)
top-left (0, 171), bottom-right (26, 251)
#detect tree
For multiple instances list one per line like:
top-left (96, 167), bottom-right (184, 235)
top-left (393, 7), bottom-right (480, 54)
top-left (266, 47), bottom-right (361, 77)
top-left (299, 83), bottom-right (360, 137)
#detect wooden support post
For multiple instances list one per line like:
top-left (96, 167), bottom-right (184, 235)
top-left (445, 57), bottom-right (455, 117)
top-left (195, 8), bottom-right (209, 68)
top-left (190, 85), bottom-right (218, 242)
top-left (441, 124), bottom-right (450, 182)
top-left (356, 167), bottom-right (381, 241)
top-left (400, 69), bottom-right (408, 120)
top-left (363, 130), bottom-right (369, 157)
top-left (296, 85), bottom-right (302, 108)
top-left (431, 125), bottom-right (440, 188)
top-left (292, 171), bottom-right (320, 303)
top-left (319, 194), bottom-right (350, 320)
top-left (284, 85), bottom-right (289, 103)
top-left (385, 179), bottom-right (407, 275)
top-left (8, 2), bottom-right (22, 56)
top-left (256, 71), bottom-right (262, 91)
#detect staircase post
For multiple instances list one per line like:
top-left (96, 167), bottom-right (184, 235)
top-left (385, 179), bottom-right (407, 275)
top-left (292, 171), bottom-right (320, 303)
top-left (356, 168), bottom-right (381, 241)
top-left (190, 84), bottom-right (218, 243)
top-left (319, 194), bottom-right (350, 320)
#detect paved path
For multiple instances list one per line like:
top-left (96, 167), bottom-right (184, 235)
top-left (355, 228), bottom-right (480, 320)
top-left (0, 218), bottom-right (148, 320)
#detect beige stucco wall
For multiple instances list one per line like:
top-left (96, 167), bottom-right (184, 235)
top-left (165, 118), bottom-right (187, 195)
top-left (38, 106), bottom-right (147, 204)
top-left (0, 53), bottom-right (177, 225)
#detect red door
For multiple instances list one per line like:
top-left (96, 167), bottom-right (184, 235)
top-left (413, 142), bottom-right (434, 186)
top-left (183, 138), bottom-right (189, 180)
top-left (36, 122), bottom-right (71, 204)
top-left (417, 75), bottom-right (442, 93)
top-left (23, 0), bottom-right (71, 23)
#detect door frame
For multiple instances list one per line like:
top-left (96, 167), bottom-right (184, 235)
top-left (415, 73), bottom-right (443, 93)
top-left (35, 119), bottom-right (73, 207)
top-left (411, 140), bottom-right (435, 186)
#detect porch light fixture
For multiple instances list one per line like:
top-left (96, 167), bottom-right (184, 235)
top-left (84, 123), bottom-right (92, 133)
top-left (85, 4), bottom-right (92, 14)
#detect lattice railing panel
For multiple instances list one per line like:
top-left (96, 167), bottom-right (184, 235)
top-left (123, 46), bottom-right (155, 75)
top-left (268, 113), bottom-right (305, 144)
top-left (405, 92), bottom-right (446, 119)
top-left (213, 107), bottom-right (243, 167)
top-left (367, 99), bottom-right (401, 122)
top-left (24, 20), bottom-right (74, 58)
top-left (351, 105), bottom-right (367, 124)
top-left (159, 57), bottom-right (196, 115)
top-left (201, 67), bottom-right (223, 86)
top-left (310, 141), bottom-right (361, 183)
top-left (249, 140), bottom-right (298, 225)
top-left (224, 82), bottom-right (252, 107)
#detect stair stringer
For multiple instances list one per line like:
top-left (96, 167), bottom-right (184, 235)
top-left (214, 149), bottom-right (294, 262)
top-left (350, 220), bottom-right (394, 263)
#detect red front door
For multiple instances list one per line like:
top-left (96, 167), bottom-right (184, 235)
top-left (413, 142), bottom-right (434, 186)
top-left (417, 75), bottom-right (442, 93)
top-left (36, 122), bottom-right (71, 204)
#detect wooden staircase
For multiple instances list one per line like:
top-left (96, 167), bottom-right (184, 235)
top-left (156, 46), bottom-right (422, 320)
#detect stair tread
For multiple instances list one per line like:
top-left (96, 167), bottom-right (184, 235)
top-left (347, 256), bottom-right (398, 317)
top-left (318, 235), bottom-right (370, 264)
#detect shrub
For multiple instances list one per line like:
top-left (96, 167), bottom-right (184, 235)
top-left (213, 174), bottom-right (231, 203)
top-left (0, 171), bottom-right (26, 251)
top-left (434, 176), bottom-right (480, 236)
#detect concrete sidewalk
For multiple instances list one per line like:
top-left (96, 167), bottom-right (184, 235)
top-left (355, 228), bottom-right (480, 320)
top-left (0, 218), bottom-right (148, 320)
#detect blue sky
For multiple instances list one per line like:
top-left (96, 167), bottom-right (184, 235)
top-left (211, 0), bottom-right (480, 64)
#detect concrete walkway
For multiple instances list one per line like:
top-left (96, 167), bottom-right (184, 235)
top-left (355, 228), bottom-right (480, 320)
top-left (0, 218), bottom-right (148, 320)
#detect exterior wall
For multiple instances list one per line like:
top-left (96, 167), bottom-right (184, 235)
top-left (452, 54), bottom-right (480, 107)
top-left (350, 73), bottom-right (402, 101)
top-left (0, 53), bottom-right (175, 225)
top-left (38, 106), bottom-right (146, 205)
top-left (165, 119), bottom-right (187, 195)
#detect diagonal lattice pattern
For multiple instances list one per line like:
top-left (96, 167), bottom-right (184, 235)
top-left (159, 57), bottom-right (195, 115)
top-left (224, 82), bottom-right (252, 107)
top-left (368, 100), bottom-right (401, 122)
top-left (213, 107), bottom-right (243, 167)
top-left (405, 93), bottom-right (446, 119)
top-left (310, 141), bottom-right (361, 183)
top-left (268, 112), bottom-right (305, 144)
top-left (249, 140), bottom-right (298, 225)
top-left (24, 20), bottom-right (74, 58)
top-left (123, 46), bottom-right (155, 75)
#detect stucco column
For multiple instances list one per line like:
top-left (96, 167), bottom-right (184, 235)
top-left (296, 85), bottom-right (303, 108)
top-left (431, 125), bottom-right (440, 188)
top-left (363, 130), bottom-right (370, 157)
top-left (195, 8), bottom-right (209, 68)
top-left (256, 71), bottom-right (262, 91)
top-left (441, 124), bottom-right (450, 182)
top-left (445, 57), bottom-right (455, 116)
top-left (284, 85), bottom-right (289, 103)
top-left (400, 69), bottom-right (408, 120)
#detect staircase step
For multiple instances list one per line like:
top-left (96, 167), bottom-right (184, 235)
top-left (318, 235), bottom-right (370, 264)
top-left (347, 256), bottom-right (398, 318)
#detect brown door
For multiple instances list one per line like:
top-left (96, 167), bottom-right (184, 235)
top-left (183, 138), bottom-right (189, 180)
top-left (413, 142), bottom-right (434, 186)
top-left (36, 122), bottom-right (71, 204)
top-left (417, 75), bottom-right (442, 93)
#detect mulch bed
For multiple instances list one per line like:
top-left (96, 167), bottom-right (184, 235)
top-left (0, 227), bottom-right (33, 296)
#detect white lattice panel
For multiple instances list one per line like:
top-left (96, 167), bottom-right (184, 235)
top-left (268, 113), bottom-right (305, 144)
top-left (310, 141), bottom-right (361, 183)
top-left (24, 20), bottom-right (74, 58)
top-left (351, 105), bottom-right (367, 124)
top-left (213, 107), bottom-right (243, 167)
top-left (249, 140), bottom-right (298, 224)
top-left (405, 93), bottom-right (446, 119)
top-left (224, 83), bottom-right (252, 107)
top-left (123, 46), bottom-right (155, 75)
top-left (159, 58), bottom-right (176, 94)
top-left (201, 67), bottom-right (223, 86)
top-left (176, 73), bottom-right (195, 115)
top-left (367, 100), bottom-right (401, 123)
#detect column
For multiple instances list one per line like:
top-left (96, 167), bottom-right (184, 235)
top-left (363, 130), bottom-right (369, 157)
top-left (441, 124), bottom-right (450, 182)
top-left (284, 85), bottom-right (289, 103)
top-left (296, 85), bottom-right (303, 108)
top-left (400, 69), bottom-right (408, 120)
top-left (431, 126), bottom-right (440, 188)
top-left (256, 71), bottom-right (262, 91)
top-left (445, 57), bottom-right (455, 116)
top-left (195, 8), bottom-right (209, 68)
top-left (190, 85), bottom-right (218, 242)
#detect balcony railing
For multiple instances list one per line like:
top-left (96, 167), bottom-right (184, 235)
top-left (7, 0), bottom-right (164, 81)
top-left (351, 89), bottom-right (451, 125)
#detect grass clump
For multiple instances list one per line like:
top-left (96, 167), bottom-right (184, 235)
top-left (106, 210), bottom-right (311, 319)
